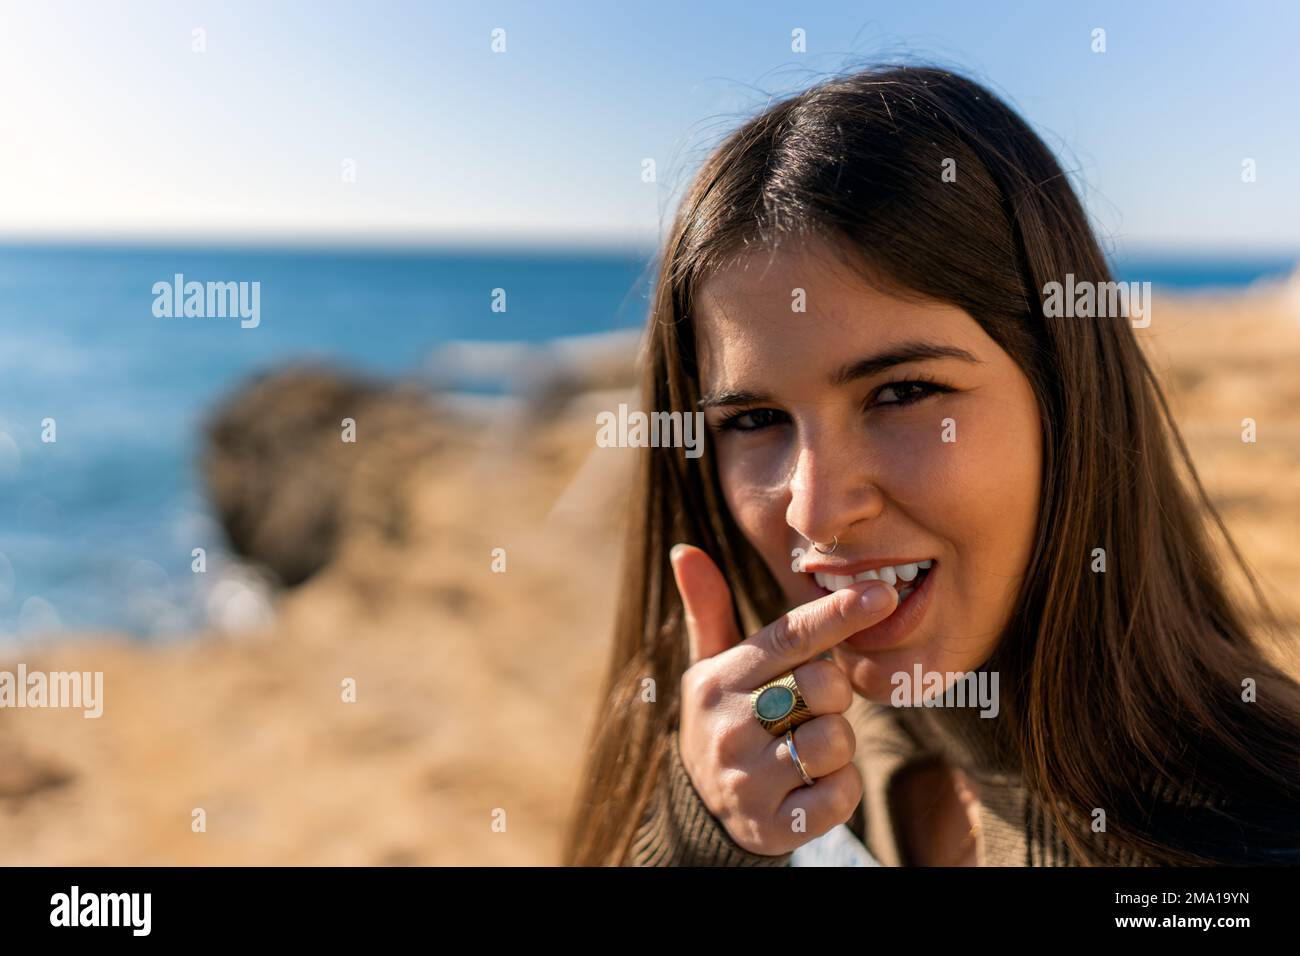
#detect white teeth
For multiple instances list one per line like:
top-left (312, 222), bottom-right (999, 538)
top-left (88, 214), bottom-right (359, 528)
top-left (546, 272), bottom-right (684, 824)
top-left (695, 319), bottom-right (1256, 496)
top-left (814, 572), bottom-right (859, 590)
top-left (814, 561), bottom-right (935, 592)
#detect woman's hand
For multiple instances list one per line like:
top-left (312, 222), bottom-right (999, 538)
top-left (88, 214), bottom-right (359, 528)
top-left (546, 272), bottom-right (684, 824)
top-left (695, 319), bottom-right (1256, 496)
top-left (669, 543), bottom-right (898, 856)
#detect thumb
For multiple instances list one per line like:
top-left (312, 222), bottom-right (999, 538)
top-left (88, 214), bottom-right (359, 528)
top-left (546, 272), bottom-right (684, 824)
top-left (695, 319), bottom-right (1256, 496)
top-left (670, 543), bottom-right (743, 666)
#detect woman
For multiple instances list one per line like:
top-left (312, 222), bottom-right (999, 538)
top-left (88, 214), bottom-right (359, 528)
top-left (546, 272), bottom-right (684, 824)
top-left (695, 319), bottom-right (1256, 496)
top-left (562, 65), bottom-right (1300, 866)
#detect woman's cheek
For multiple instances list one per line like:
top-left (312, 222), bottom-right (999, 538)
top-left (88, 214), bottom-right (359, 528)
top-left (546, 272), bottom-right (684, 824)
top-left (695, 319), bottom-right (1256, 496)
top-left (929, 399), bottom-right (1040, 642)
top-left (953, 397), bottom-right (1040, 548)
top-left (871, 414), bottom-right (965, 507)
top-left (719, 438), bottom-right (790, 511)
top-left (719, 459), bottom-right (788, 552)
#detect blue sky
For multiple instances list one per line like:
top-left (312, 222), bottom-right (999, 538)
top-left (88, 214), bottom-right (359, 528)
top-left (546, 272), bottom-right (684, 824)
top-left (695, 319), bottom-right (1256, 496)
top-left (1, 0), bottom-right (1296, 252)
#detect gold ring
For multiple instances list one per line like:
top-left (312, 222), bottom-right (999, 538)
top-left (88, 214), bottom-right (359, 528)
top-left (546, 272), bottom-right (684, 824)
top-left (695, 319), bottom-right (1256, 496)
top-left (750, 672), bottom-right (813, 736)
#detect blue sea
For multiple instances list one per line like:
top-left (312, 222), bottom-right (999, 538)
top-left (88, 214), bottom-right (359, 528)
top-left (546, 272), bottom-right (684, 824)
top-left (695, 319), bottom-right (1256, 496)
top-left (0, 242), bottom-right (654, 641)
top-left (0, 243), bottom-right (1294, 640)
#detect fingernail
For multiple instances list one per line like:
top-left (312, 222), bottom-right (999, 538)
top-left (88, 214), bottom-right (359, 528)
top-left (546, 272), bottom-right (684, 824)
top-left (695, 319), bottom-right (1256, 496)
top-left (669, 544), bottom-right (688, 562)
top-left (859, 582), bottom-right (895, 612)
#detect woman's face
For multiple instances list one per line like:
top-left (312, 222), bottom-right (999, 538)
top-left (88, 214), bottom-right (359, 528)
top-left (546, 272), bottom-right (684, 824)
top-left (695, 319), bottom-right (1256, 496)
top-left (694, 239), bottom-right (1042, 701)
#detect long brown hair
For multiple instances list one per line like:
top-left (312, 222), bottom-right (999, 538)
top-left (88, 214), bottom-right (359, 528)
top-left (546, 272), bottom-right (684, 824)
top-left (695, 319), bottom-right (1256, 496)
top-left (563, 65), bottom-right (1300, 866)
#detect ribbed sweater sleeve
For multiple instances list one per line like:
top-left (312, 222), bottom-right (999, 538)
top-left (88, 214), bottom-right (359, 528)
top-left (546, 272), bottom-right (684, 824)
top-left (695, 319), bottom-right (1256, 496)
top-left (626, 728), bottom-right (794, 866)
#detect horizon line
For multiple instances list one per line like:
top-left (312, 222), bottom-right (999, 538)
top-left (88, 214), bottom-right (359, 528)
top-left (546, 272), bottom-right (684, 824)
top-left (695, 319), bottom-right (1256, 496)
top-left (0, 230), bottom-right (1296, 262)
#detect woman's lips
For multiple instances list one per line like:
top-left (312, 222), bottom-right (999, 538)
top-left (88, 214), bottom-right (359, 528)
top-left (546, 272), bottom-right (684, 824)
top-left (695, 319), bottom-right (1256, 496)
top-left (807, 560), bottom-right (938, 651)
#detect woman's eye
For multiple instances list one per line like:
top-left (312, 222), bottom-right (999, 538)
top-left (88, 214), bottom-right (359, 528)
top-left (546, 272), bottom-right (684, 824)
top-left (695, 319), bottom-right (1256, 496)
top-left (715, 382), bottom-right (949, 433)
top-left (876, 381), bottom-right (942, 406)
top-left (717, 407), bottom-right (787, 432)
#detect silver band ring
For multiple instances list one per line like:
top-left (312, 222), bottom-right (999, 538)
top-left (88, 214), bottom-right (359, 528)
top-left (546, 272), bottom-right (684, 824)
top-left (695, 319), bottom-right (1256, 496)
top-left (813, 535), bottom-right (838, 555)
top-left (785, 729), bottom-right (815, 786)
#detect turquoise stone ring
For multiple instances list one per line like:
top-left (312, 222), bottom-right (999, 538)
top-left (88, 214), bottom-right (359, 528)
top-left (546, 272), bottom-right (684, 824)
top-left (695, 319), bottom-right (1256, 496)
top-left (750, 672), bottom-right (813, 736)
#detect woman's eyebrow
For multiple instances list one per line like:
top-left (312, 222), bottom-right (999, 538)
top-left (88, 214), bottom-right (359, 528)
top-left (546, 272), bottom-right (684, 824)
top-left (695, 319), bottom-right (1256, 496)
top-left (830, 342), bottom-right (982, 387)
top-left (698, 388), bottom-right (769, 409)
top-left (697, 341), bottom-right (981, 408)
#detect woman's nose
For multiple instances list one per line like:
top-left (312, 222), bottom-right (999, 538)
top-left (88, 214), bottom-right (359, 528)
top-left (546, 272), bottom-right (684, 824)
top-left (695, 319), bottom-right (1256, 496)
top-left (784, 440), bottom-right (885, 547)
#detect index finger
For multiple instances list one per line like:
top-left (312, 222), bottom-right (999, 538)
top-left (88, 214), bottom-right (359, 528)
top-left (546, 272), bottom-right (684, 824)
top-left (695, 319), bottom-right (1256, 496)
top-left (725, 580), bottom-right (897, 685)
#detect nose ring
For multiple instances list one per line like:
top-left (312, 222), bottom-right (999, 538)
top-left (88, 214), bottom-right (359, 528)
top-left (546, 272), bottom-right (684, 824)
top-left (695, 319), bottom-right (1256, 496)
top-left (812, 536), bottom-right (838, 555)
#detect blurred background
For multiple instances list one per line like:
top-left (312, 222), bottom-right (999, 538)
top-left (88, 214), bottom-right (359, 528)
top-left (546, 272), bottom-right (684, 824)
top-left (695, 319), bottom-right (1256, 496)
top-left (0, 0), bottom-right (1297, 864)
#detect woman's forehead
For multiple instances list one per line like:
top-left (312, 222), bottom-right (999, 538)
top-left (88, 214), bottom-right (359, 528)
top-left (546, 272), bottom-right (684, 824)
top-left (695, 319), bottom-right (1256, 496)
top-left (694, 255), bottom-right (982, 384)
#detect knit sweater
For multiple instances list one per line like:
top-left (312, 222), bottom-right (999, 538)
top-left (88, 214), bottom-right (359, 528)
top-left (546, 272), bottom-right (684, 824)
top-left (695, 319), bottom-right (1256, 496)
top-left (628, 692), bottom-right (1267, 866)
